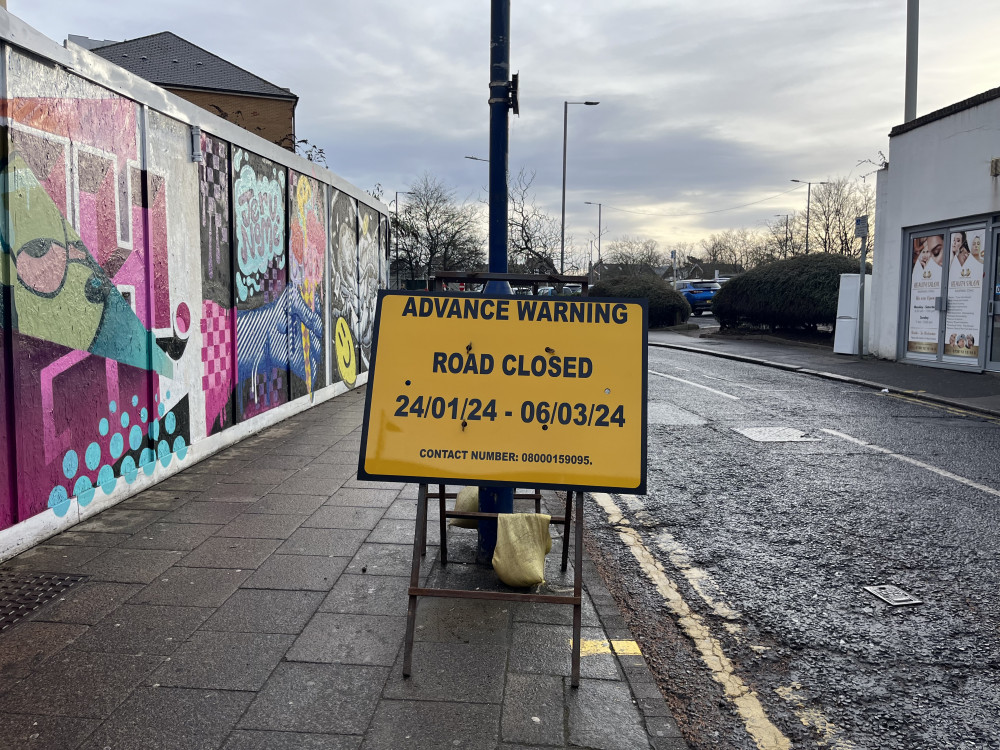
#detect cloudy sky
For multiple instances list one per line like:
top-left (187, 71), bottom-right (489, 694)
top-left (12, 1), bottom-right (1000, 259)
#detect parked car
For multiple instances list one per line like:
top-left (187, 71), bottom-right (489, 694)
top-left (537, 286), bottom-right (556, 296)
top-left (561, 283), bottom-right (583, 295)
top-left (673, 279), bottom-right (721, 316)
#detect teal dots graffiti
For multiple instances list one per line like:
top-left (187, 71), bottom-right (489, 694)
top-left (85, 442), bottom-right (101, 471)
top-left (141, 407), bottom-right (148, 422)
top-left (109, 400), bottom-right (117, 413)
top-left (129, 424), bottom-right (143, 451)
top-left (98, 465), bottom-right (115, 493)
top-left (109, 433), bottom-right (124, 460)
top-left (48, 486), bottom-right (70, 517)
top-left (157, 440), bottom-right (171, 467)
top-left (121, 456), bottom-right (138, 484)
top-left (174, 436), bottom-right (188, 460)
top-left (121, 412), bottom-right (130, 428)
top-left (165, 412), bottom-right (176, 434)
top-left (73, 476), bottom-right (95, 507)
top-left (63, 450), bottom-right (78, 479)
top-left (141, 448), bottom-right (156, 476)
top-left (99, 418), bottom-right (109, 436)
top-left (132, 395), bottom-right (139, 407)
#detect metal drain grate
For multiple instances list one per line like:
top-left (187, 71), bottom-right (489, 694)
top-left (0, 570), bottom-right (89, 632)
top-left (864, 584), bottom-right (922, 606)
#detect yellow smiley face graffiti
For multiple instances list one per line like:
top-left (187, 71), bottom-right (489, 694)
top-left (334, 317), bottom-right (357, 387)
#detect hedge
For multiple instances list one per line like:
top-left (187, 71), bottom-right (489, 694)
top-left (591, 275), bottom-right (690, 328)
top-left (712, 253), bottom-right (864, 330)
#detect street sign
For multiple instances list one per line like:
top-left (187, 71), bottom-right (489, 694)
top-left (358, 292), bottom-right (647, 493)
top-left (855, 215), bottom-right (869, 238)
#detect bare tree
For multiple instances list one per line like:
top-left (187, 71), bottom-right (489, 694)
top-left (393, 174), bottom-right (485, 282)
top-left (507, 169), bottom-right (560, 275)
top-left (808, 178), bottom-right (875, 258)
top-left (604, 235), bottom-right (663, 275)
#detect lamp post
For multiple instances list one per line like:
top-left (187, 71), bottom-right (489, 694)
top-left (790, 179), bottom-right (828, 254)
top-left (394, 191), bottom-right (413, 289)
top-left (560, 101), bottom-right (599, 273)
top-left (464, 155), bottom-right (489, 163)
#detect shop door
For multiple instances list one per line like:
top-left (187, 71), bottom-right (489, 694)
top-left (988, 229), bottom-right (1000, 370)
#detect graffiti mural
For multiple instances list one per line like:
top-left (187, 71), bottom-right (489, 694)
top-left (2, 52), bottom-right (193, 527)
top-left (358, 204), bottom-right (379, 373)
top-left (288, 171), bottom-right (326, 400)
top-left (200, 133), bottom-right (235, 435)
top-left (330, 189), bottom-right (358, 387)
top-left (232, 148), bottom-right (289, 421)
top-left (0, 38), bottom-right (387, 546)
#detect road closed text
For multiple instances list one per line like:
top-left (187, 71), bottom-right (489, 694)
top-left (432, 351), bottom-right (593, 378)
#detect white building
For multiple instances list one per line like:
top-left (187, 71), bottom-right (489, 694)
top-left (871, 86), bottom-right (1000, 373)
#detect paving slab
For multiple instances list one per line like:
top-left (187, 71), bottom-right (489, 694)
top-left (286, 613), bottom-right (406, 666)
top-left (122, 521), bottom-right (222, 550)
top-left (132, 567), bottom-right (251, 608)
top-left (29, 581), bottom-right (143, 625)
top-left (319, 574), bottom-right (410, 616)
top-left (200, 589), bottom-right (324, 634)
top-left (238, 662), bottom-right (387, 735)
top-left (0, 713), bottom-right (100, 750)
top-left (2, 544), bottom-right (106, 572)
top-left (304, 505), bottom-right (387, 529)
top-left (362, 700), bottom-right (500, 750)
top-left (69, 603), bottom-right (212, 656)
top-left (180, 536), bottom-right (282, 569)
top-left (151, 631), bottom-right (295, 690)
top-left (81, 548), bottom-right (185, 584)
top-left (277, 527), bottom-right (369, 556)
top-left (247, 493), bottom-right (329, 515)
top-left (501, 673), bottom-right (567, 747)
top-left (216, 512), bottom-right (308, 539)
top-left (242, 553), bottom-right (347, 591)
top-left (1, 650), bottom-right (162, 719)
top-left (567, 678), bottom-right (652, 750)
top-left (222, 730), bottom-right (361, 750)
top-left (384, 641), bottom-right (508, 703)
top-left (77, 686), bottom-right (253, 750)
top-left (0, 621), bottom-right (87, 679)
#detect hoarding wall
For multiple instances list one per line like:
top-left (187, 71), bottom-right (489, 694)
top-left (0, 22), bottom-right (388, 559)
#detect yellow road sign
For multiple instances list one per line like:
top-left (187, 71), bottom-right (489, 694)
top-left (359, 292), bottom-right (647, 493)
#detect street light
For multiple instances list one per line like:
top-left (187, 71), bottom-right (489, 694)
top-left (464, 155), bottom-right (489, 163)
top-left (790, 179), bottom-right (828, 254)
top-left (560, 101), bottom-right (599, 273)
top-left (394, 190), bottom-right (414, 289)
top-left (584, 201), bottom-right (602, 281)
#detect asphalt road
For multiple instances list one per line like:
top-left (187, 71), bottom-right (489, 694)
top-left (584, 346), bottom-right (1000, 750)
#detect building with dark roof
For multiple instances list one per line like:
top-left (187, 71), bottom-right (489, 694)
top-left (73, 31), bottom-right (298, 150)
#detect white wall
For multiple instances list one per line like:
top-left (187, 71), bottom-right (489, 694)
top-left (870, 97), bottom-right (1000, 360)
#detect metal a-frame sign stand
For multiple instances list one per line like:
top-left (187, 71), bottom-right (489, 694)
top-left (358, 2), bottom-right (645, 688)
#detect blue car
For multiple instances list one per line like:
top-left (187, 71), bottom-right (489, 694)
top-left (674, 279), bottom-right (721, 316)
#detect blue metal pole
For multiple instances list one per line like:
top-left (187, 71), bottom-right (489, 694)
top-left (477, 0), bottom-right (514, 566)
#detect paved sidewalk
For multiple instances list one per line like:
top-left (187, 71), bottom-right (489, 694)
top-left (649, 328), bottom-right (1000, 418)
top-left (0, 388), bottom-right (688, 750)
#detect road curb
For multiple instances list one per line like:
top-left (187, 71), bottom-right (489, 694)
top-left (649, 341), bottom-right (1000, 420)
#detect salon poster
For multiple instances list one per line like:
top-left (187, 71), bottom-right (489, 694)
top-left (944, 228), bottom-right (985, 357)
top-left (907, 234), bottom-right (943, 354)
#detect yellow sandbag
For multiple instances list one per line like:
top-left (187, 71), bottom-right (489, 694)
top-left (449, 486), bottom-right (479, 529)
top-left (492, 513), bottom-right (552, 587)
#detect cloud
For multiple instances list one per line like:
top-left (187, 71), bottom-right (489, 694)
top-left (13, 0), bottom-right (1000, 246)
